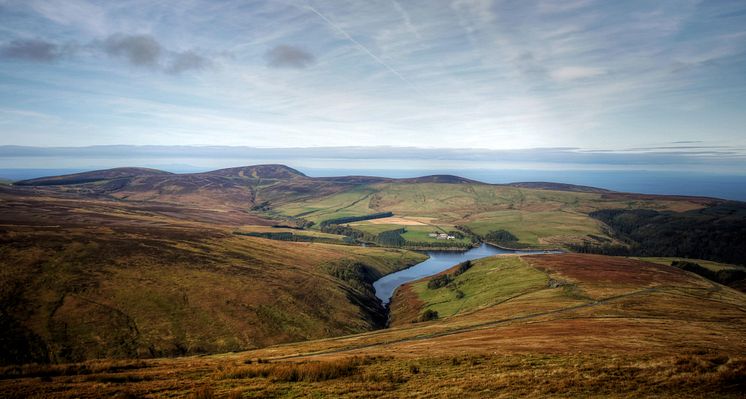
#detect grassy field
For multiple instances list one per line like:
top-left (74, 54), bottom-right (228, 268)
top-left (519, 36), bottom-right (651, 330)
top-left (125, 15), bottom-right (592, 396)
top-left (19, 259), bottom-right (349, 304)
top-left (3, 254), bottom-right (744, 398)
top-left (463, 210), bottom-right (603, 246)
top-left (409, 257), bottom-right (549, 319)
top-left (274, 187), bottom-right (378, 223)
top-left (400, 226), bottom-right (471, 246)
top-left (272, 181), bottom-right (711, 249)
top-left (351, 222), bottom-right (472, 246)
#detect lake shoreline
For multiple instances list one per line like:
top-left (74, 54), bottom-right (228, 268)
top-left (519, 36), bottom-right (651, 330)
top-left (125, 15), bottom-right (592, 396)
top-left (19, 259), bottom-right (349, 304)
top-left (373, 244), bottom-right (557, 306)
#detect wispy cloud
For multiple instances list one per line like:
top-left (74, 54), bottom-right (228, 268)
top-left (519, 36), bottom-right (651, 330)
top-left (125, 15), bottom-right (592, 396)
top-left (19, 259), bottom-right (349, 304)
top-left (549, 66), bottom-right (604, 82)
top-left (304, 3), bottom-right (417, 89)
top-left (0, 0), bottom-right (744, 162)
top-left (26, 0), bottom-right (108, 35)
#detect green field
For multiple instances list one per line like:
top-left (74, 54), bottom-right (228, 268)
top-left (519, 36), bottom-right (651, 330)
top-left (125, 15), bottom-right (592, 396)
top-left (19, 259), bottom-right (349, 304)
top-left (346, 223), bottom-right (405, 235)
top-left (399, 226), bottom-right (471, 246)
top-left (269, 181), bottom-right (713, 249)
top-left (346, 222), bottom-right (472, 246)
top-left (410, 257), bottom-right (548, 318)
top-left (463, 210), bottom-right (603, 246)
top-left (275, 187), bottom-right (377, 224)
top-left (271, 182), bottom-right (655, 249)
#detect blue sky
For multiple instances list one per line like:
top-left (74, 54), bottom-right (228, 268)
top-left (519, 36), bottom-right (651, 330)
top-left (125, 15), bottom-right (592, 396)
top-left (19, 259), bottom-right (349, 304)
top-left (0, 0), bottom-right (745, 168)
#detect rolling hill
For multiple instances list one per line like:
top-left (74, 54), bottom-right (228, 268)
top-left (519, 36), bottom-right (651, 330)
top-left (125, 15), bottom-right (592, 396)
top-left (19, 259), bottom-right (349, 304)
top-left (2, 164), bottom-right (745, 397)
top-left (16, 164), bottom-right (740, 257)
top-left (0, 184), bottom-right (426, 365)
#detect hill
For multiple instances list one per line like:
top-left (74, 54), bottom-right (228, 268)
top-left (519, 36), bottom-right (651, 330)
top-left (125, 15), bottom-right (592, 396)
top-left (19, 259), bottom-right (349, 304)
top-left (2, 164), bottom-right (745, 371)
top-left (0, 186), bottom-right (425, 365)
top-left (202, 164), bottom-right (306, 179)
top-left (9, 164), bottom-right (744, 259)
top-left (13, 167), bottom-right (170, 186)
top-left (3, 254), bottom-right (744, 398)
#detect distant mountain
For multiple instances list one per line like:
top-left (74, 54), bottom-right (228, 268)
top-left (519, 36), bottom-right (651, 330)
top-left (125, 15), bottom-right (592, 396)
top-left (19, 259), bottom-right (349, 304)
top-left (14, 164), bottom-right (723, 210)
top-left (202, 164), bottom-right (306, 179)
top-left (13, 167), bottom-right (170, 186)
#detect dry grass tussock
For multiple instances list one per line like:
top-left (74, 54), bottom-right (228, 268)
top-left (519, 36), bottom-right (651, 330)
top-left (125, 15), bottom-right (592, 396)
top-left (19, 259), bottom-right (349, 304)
top-left (218, 356), bottom-right (366, 382)
top-left (0, 359), bottom-right (148, 380)
top-left (1, 352), bottom-right (745, 397)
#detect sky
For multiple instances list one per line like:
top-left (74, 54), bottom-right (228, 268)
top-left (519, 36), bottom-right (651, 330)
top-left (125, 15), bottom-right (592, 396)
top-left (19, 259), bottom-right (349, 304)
top-left (0, 0), bottom-right (745, 171)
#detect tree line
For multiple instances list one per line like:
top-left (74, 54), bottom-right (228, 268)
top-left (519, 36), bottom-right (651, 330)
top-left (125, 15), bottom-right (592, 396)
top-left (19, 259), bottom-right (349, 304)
top-left (319, 212), bottom-right (394, 228)
top-left (572, 203), bottom-right (746, 265)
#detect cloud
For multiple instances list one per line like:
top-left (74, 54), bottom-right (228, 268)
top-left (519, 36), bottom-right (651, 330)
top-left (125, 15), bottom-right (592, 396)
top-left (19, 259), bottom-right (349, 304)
top-left (265, 44), bottom-right (315, 69)
top-left (166, 50), bottom-right (212, 74)
top-left (27, 0), bottom-right (108, 35)
top-left (104, 34), bottom-right (162, 68)
top-left (100, 33), bottom-right (212, 74)
top-left (539, 0), bottom-right (594, 14)
top-left (0, 39), bottom-right (65, 62)
top-left (0, 35), bottom-right (211, 75)
top-left (549, 66), bottom-right (604, 82)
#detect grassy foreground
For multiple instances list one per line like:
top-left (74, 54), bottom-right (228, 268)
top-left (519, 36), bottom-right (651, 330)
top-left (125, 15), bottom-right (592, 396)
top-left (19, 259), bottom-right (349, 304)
top-left (2, 351), bottom-right (744, 398)
top-left (2, 254), bottom-right (744, 398)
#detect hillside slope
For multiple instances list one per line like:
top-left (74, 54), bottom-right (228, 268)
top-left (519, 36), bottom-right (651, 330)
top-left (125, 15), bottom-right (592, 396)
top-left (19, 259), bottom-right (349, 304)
top-left (3, 254), bottom-right (744, 398)
top-left (13, 167), bottom-right (170, 186)
top-left (0, 187), bottom-right (425, 365)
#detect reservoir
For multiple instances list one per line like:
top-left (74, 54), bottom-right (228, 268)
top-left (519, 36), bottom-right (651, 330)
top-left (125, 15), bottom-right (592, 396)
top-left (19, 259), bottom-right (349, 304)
top-left (373, 244), bottom-right (556, 305)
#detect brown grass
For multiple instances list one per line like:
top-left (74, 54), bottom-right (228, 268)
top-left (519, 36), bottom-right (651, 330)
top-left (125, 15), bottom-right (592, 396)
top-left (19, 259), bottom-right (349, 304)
top-left (190, 386), bottom-right (216, 399)
top-left (0, 360), bottom-right (148, 380)
top-left (2, 352), bottom-right (744, 398)
top-left (525, 253), bottom-right (704, 287)
top-left (0, 188), bottom-right (425, 365)
top-left (219, 357), bottom-right (365, 382)
top-left (355, 216), bottom-right (428, 225)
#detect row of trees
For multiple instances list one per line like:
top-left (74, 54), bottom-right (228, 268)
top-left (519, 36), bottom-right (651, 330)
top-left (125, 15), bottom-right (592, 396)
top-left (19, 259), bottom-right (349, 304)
top-left (376, 228), bottom-right (406, 247)
top-left (483, 229), bottom-right (518, 243)
top-left (426, 260), bottom-right (472, 289)
top-left (319, 212), bottom-right (394, 228)
top-left (233, 231), bottom-right (355, 245)
top-left (671, 260), bottom-right (745, 287)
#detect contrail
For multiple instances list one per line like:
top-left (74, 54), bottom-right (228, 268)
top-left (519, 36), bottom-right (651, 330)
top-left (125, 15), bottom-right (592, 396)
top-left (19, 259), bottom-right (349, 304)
top-left (304, 3), bottom-right (417, 90)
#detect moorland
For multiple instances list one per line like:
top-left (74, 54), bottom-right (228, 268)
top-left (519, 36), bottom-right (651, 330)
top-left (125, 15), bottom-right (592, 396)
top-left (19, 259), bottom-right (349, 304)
top-left (1, 164), bottom-right (745, 398)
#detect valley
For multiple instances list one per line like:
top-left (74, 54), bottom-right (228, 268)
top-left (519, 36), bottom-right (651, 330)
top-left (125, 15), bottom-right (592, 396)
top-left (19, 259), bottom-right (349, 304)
top-left (1, 165), bottom-right (745, 397)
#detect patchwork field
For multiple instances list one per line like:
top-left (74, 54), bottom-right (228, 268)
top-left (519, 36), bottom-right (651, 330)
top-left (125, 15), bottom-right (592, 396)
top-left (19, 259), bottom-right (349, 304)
top-left (272, 181), bottom-right (715, 249)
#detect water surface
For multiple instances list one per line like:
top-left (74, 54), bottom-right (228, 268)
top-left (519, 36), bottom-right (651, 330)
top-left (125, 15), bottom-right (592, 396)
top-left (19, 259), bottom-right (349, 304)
top-left (373, 244), bottom-right (555, 304)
